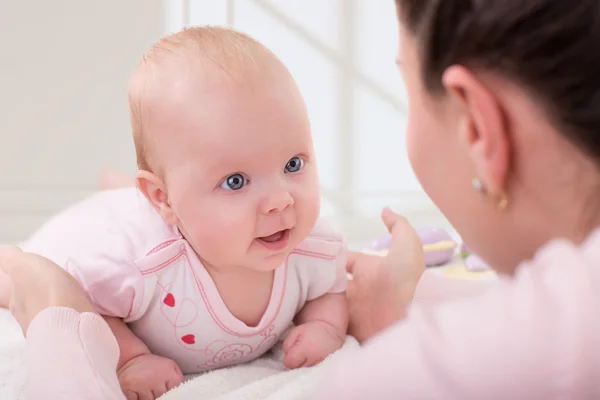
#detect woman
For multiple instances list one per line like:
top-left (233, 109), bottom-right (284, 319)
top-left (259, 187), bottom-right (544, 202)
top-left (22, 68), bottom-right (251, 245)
top-left (4, 0), bottom-right (600, 398)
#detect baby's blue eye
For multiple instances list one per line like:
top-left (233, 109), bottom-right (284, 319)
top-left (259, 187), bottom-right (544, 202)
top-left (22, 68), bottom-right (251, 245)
top-left (285, 156), bottom-right (304, 173)
top-left (220, 174), bottom-right (247, 190)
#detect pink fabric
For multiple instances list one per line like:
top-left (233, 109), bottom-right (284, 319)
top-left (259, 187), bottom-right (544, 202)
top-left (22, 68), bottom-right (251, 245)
top-left (22, 188), bottom-right (348, 373)
top-left (25, 228), bottom-right (600, 398)
top-left (313, 228), bottom-right (600, 399)
top-left (26, 307), bottom-right (124, 400)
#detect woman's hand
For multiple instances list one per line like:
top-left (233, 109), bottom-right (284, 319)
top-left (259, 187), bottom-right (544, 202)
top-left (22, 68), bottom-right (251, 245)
top-left (0, 247), bottom-right (96, 335)
top-left (346, 207), bottom-right (426, 343)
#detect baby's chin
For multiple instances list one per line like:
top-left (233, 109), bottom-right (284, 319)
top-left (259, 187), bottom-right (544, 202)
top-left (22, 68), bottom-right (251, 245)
top-left (252, 253), bottom-right (290, 272)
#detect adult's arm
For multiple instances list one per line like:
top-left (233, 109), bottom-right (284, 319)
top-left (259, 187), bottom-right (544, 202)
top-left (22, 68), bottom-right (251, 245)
top-left (413, 269), bottom-right (495, 305)
top-left (314, 240), bottom-right (600, 398)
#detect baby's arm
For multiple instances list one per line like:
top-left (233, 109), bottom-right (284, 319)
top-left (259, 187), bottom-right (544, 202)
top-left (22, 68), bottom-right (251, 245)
top-left (20, 194), bottom-right (184, 398)
top-left (103, 316), bottom-right (151, 367)
top-left (283, 293), bottom-right (348, 369)
top-left (104, 317), bottom-right (184, 397)
top-left (49, 247), bottom-right (183, 397)
top-left (282, 220), bottom-right (350, 369)
top-left (295, 292), bottom-right (348, 339)
top-left (283, 292), bottom-right (348, 368)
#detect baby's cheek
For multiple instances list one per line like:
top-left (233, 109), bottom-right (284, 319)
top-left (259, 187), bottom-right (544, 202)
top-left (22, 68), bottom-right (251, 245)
top-left (191, 228), bottom-right (243, 266)
top-left (293, 189), bottom-right (320, 241)
top-left (190, 209), bottom-right (253, 260)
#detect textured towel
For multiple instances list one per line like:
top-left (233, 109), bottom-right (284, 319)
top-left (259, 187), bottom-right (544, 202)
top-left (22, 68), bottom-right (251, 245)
top-left (0, 309), bottom-right (358, 400)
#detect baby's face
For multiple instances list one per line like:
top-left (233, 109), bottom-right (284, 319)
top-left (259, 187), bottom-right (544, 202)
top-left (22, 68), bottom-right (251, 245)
top-left (159, 77), bottom-right (320, 272)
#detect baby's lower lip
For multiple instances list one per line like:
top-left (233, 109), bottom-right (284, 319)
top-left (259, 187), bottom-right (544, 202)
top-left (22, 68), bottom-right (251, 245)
top-left (256, 229), bottom-right (290, 251)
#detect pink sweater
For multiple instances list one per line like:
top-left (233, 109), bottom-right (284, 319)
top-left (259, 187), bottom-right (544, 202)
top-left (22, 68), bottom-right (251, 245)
top-left (25, 229), bottom-right (600, 399)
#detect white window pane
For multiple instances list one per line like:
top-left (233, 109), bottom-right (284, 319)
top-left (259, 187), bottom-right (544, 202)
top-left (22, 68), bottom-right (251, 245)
top-left (354, 193), bottom-right (435, 216)
top-left (319, 196), bottom-right (340, 218)
top-left (188, 0), bottom-right (229, 26)
top-left (234, 1), bottom-right (342, 190)
top-left (355, 0), bottom-right (405, 98)
top-left (353, 83), bottom-right (422, 193)
top-left (252, 0), bottom-right (342, 52)
top-left (165, 0), bottom-right (185, 33)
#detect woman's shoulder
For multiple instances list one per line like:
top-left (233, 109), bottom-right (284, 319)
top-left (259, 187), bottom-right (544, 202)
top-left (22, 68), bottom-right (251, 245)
top-left (523, 226), bottom-right (600, 279)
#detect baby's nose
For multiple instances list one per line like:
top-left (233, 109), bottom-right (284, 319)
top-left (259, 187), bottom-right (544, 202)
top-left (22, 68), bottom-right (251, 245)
top-left (260, 189), bottom-right (294, 214)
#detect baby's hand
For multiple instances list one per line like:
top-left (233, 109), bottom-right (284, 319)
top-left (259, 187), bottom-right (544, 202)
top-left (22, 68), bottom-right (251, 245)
top-left (282, 321), bottom-right (345, 369)
top-left (118, 353), bottom-right (184, 400)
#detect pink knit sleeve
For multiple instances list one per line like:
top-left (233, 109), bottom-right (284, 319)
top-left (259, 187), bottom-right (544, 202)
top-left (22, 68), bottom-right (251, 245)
top-left (313, 239), bottom-right (600, 398)
top-left (26, 307), bottom-right (125, 400)
top-left (412, 269), bottom-right (495, 306)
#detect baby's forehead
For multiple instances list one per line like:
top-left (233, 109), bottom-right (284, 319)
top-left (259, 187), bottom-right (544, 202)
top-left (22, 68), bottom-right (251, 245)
top-left (131, 35), bottom-right (291, 122)
top-left (183, 129), bottom-right (309, 179)
top-left (128, 27), bottom-right (299, 174)
top-left (137, 28), bottom-right (283, 85)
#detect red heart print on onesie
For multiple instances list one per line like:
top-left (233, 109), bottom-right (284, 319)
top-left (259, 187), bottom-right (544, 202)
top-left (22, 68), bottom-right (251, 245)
top-left (163, 293), bottom-right (175, 307)
top-left (181, 334), bottom-right (195, 345)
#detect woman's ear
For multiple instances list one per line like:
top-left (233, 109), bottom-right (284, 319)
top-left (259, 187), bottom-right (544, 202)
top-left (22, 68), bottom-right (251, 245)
top-left (136, 170), bottom-right (179, 225)
top-left (442, 65), bottom-right (511, 196)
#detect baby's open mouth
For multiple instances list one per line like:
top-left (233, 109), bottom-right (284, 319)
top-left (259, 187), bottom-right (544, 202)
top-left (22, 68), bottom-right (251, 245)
top-left (256, 229), bottom-right (290, 250)
top-left (260, 230), bottom-right (286, 242)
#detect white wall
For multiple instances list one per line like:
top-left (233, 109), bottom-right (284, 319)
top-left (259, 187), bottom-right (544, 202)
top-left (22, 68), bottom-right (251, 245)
top-left (0, 0), bottom-right (448, 246)
top-left (0, 0), bottom-right (165, 244)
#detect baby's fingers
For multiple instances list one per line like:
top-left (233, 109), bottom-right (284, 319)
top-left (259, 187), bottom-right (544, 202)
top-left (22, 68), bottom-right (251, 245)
top-left (283, 343), bottom-right (308, 369)
top-left (123, 389), bottom-right (141, 400)
top-left (282, 327), bottom-right (301, 353)
top-left (345, 251), bottom-right (359, 275)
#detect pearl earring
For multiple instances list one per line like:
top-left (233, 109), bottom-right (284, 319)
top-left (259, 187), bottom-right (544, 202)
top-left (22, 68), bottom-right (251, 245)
top-left (472, 178), bottom-right (509, 211)
top-left (472, 178), bottom-right (485, 193)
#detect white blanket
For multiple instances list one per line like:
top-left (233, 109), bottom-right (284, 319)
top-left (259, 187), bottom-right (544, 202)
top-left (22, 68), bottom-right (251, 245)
top-left (0, 309), bottom-right (358, 399)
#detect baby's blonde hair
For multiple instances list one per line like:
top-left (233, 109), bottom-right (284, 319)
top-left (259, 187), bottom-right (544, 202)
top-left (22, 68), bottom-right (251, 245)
top-left (128, 26), bottom-right (284, 173)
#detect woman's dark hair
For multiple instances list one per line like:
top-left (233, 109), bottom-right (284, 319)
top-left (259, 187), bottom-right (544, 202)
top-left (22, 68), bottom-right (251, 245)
top-left (395, 0), bottom-right (600, 161)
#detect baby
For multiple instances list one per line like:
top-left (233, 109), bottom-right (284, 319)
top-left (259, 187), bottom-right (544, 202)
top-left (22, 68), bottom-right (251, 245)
top-left (5, 27), bottom-right (348, 398)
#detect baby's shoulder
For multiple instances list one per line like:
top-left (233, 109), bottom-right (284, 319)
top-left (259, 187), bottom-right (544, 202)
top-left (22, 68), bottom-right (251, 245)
top-left (288, 219), bottom-right (348, 296)
top-left (305, 218), bottom-right (344, 241)
top-left (293, 218), bottom-right (345, 260)
top-left (26, 188), bottom-right (179, 260)
top-left (89, 188), bottom-right (181, 257)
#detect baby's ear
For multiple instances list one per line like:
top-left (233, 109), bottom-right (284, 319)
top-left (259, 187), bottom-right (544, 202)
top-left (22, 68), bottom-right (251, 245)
top-left (136, 170), bottom-right (179, 225)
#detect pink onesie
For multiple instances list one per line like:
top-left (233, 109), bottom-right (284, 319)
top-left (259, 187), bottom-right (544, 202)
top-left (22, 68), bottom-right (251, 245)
top-left (22, 188), bottom-right (347, 373)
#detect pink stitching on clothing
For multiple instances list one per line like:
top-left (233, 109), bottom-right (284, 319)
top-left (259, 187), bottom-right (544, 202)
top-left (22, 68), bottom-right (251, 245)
top-left (157, 277), bottom-right (211, 352)
top-left (146, 239), bottom-right (179, 256)
top-left (140, 252), bottom-right (184, 276)
top-left (129, 258), bottom-right (147, 320)
top-left (187, 250), bottom-right (289, 338)
top-left (203, 343), bottom-right (254, 368)
top-left (291, 248), bottom-right (337, 260)
top-left (157, 282), bottom-right (177, 326)
top-left (256, 325), bottom-right (278, 352)
top-left (145, 241), bottom-right (291, 365)
top-left (174, 298), bottom-right (198, 328)
top-left (305, 236), bottom-right (343, 243)
top-left (201, 340), bottom-right (228, 356)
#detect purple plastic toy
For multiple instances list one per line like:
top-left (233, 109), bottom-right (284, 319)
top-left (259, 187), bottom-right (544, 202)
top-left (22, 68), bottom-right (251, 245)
top-left (369, 235), bottom-right (392, 251)
top-left (417, 227), bottom-right (457, 266)
top-left (460, 243), bottom-right (491, 271)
